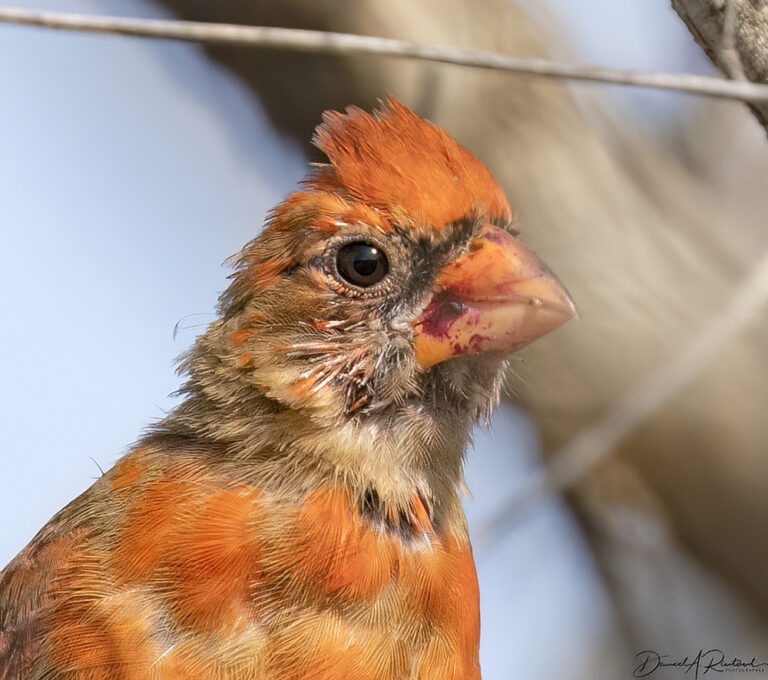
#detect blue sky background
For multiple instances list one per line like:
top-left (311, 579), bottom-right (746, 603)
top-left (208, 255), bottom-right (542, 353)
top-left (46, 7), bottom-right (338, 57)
top-left (0, 1), bottom-right (706, 677)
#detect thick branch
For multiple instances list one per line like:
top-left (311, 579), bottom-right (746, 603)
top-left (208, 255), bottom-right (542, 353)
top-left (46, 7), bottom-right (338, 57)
top-left (672, 0), bottom-right (768, 130)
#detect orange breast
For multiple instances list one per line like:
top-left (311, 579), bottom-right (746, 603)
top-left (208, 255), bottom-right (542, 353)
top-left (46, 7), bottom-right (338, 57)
top-left (36, 461), bottom-right (480, 680)
top-left (281, 485), bottom-right (481, 680)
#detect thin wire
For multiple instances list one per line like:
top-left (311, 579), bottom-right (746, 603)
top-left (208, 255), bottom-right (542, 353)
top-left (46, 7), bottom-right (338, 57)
top-left (475, 249), bottom-right (768, 557)
top-left (0, 6), bottom-right (767, 103)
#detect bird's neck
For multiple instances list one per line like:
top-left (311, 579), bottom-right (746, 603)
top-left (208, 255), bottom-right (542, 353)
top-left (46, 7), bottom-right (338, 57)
top-left (152, 378), bottom-right (474, 536)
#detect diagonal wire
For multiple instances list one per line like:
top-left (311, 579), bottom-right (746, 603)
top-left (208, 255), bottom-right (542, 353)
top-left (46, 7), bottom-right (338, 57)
top-left (0, 6), bottom-right (767, 103)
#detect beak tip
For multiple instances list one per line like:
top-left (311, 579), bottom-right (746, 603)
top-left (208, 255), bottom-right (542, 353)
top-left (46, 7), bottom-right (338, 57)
top-left (562, 291), bottom-right (579, 321)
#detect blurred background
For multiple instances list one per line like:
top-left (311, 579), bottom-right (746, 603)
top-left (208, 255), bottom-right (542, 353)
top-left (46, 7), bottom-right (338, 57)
top-left (1, 1), bottom-right (767, 678)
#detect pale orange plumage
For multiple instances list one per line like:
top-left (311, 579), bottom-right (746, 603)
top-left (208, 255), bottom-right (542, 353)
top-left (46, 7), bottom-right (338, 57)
top-left (0, 98), bottom-right (574, 679)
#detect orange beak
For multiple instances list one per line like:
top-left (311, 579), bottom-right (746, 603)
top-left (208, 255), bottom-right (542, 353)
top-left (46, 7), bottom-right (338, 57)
top-left (413, 224), bottom-right (577, 368)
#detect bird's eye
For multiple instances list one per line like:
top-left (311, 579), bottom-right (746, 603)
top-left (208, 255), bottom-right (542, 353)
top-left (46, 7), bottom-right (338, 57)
top-left (336, 242), bottom-right (389, 287)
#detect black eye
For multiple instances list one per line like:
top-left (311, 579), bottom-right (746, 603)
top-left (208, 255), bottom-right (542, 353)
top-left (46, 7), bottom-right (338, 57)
top-left (336, 242), bottom-right (389, 287)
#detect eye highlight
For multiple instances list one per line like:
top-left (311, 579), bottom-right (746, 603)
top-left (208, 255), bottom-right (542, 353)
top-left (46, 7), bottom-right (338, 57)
top-left (336, 242), bottom-right (389, 287)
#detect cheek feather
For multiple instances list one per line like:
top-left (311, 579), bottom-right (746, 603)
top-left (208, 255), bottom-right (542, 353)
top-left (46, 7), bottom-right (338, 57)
top-left (286, 375), bottom-right (322, 403)
top-left (251, 258), bottom-right (296, 290)
top-left (237, 353), bottom-right (255, 369)
top-left (230, 328), bottom-right (256, 347)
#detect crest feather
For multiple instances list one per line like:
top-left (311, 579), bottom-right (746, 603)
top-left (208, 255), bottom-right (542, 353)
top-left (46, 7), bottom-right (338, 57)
top-left (309, 97), bottom-right (511, 228)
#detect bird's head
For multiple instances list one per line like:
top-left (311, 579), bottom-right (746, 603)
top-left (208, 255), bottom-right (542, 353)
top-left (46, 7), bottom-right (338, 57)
top-left (189, 98), bottom-right (574, 453)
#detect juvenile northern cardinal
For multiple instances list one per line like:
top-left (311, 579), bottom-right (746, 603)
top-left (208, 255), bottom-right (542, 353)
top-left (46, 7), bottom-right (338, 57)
top-left (0, 98), bottom-right (574, 680)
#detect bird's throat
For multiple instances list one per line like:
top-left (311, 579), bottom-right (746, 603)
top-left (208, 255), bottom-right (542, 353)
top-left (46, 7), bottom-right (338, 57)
top-left (154, 381), bottom-right (473, 541)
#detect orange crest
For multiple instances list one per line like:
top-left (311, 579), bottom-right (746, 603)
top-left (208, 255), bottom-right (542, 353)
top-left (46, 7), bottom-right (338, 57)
top-left (309, 97), bottom-right (511, 228)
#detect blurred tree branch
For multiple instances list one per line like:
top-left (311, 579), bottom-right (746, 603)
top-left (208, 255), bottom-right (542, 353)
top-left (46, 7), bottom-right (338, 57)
top-left (673, 0), bottom-right (768, 130)
top-left (476, 245), bottom-right (768, 552)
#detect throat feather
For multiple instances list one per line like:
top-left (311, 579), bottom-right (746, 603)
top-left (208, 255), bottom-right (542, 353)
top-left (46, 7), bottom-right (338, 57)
top-left (358, 486), bottom-right (435, 540)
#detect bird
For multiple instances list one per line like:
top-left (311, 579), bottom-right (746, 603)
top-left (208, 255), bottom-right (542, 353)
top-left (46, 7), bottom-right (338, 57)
top-left (0, 97), bottom-right (575, 680)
